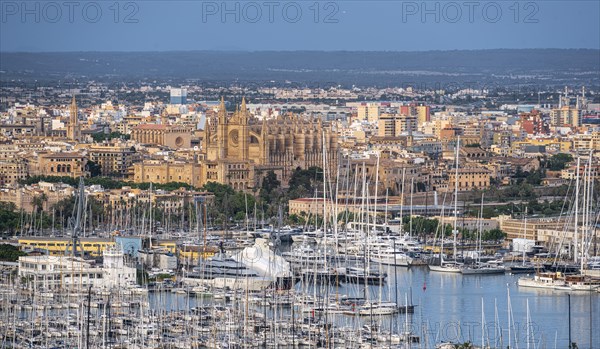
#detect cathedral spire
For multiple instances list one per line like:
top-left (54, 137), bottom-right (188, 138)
top-left (218, 96), bottom-right (227, 124)
top-left (67, 95), bottom-right (81, 141)
top-left (204, 117), bottom-right (211, 146)
top-left (261, 115), bottom-right (267, 136)
top-left (70, 95), bottom-right (77, 125)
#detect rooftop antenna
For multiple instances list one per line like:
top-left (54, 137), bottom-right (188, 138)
top-left (65, 177), bottom-right (85, 257)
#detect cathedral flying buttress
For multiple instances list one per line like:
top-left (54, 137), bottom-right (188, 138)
top-left (203, 97), bottom-right (339, 191)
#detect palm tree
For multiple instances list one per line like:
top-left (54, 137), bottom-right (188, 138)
top-left (32, 193), bottom-right (48, 213)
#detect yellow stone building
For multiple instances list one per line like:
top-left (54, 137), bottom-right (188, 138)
top-left (550, 106), bottom-right (581, 127)
top-left (34, 151), bottom-right (88, 178)
top-left (377, 114), bottom-right (417, 137)
top-left (0, 159), bottom-right (28, 185)
top-left (203, 98), bottom-right (339, 190)
top-left (448, 166), bottom-right (491, 191)
top-left (512, 138), bottom-right (571, 153)
top-left (19, 237), bottom-right (114, 257)
top-left (0, 182), bottom-right (74, 212)
top-left (131, 124), bottom-right (191, 149)
top-left (84, 144), bottom-right (138, 177)
top-left (572, 132), bottom-right (600, 151)
top-left (498, 215), bottom-right (568, 242)
top-left (288, 198), bottom-right (333, 216)
top-left (129, 98), bottom-right (338, 190)
top-left (133, 160), bottom-right (203, 187)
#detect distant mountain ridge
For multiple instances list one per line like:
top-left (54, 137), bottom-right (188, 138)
top-left (1, 49), bottom-right (598, 87)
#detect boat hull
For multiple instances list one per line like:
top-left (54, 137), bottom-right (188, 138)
top-left (301, 272), bottom-right (341, 285)
top-left (428, 265), bottom-right (462, 273)
top-left (461, 267), bottom-right (505, 275)
top-left (505, 266), bottom-right (536, 274)
top-left (371, 257), bottom-right (411, 267)
top-left (182, 277), bottom-right (275, 291)
top-left (517, 277), bottom-right (569, 290)
top-left (344, 275), bottom-right (386, 285)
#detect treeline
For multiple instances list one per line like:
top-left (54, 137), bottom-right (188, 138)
top-left (91, 131), bottom-right (131, 142)
top-left (202, 182), bottom-right (256, 224)
top-left (403, 216), bottom-right (505, 241)
top-left (0, 244), bottom-right (26, 261)
top-left (466, 199), bottom-right (569, 219)
top-left (257, 167), bottom-right (324, 221)
top-left (0, 202), bottom-right (22, 234)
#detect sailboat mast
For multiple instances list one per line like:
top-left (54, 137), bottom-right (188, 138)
top-left (149, 183), bottom-right (153, 249)
top-left (523, 207), bottom-right (528, 266)
top-left (574, 156), bottom-right (580, 264)
top-left (374, 151), bottom-right (380, 234)
top-left (453, 136), bottom-right (460, 260)
top-left (400, 168), bottom-right (406, 235)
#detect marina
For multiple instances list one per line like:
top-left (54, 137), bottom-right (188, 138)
top-left (1, 257), bottom-right (599, 348)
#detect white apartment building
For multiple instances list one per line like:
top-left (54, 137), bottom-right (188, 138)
top-left (18, 245), bottom-right (136, 291)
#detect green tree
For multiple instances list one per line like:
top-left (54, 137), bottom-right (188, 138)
top-left (53, 197), bottom-right (75, 227)
top-left (0, 244), bottom-right (26, 261)
top-left (0, 202), bottom-right (21, 234)
top-left (482, 228), bottom-right (506, 241)
top-left (31, 193), bottom-right (48, 213)
top-left (546, 153), bottom-right (573, 171)
top-left (287, 214), bottom-right (306, 225)
top-left (201, 182), bottom-right (255, 224)
top-left (92, 131), bottom-right (131, 142)
top-left (87, 160), bottom-right (102, 177)
top-left (260, 170), bottom-right (281, 204)
top-left (288, 166), bottom-right (323, 200)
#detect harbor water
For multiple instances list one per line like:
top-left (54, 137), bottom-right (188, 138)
top-left (149, 265), bottom-right (600, 348)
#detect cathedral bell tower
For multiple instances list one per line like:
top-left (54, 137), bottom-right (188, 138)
top-left (217, 96), bottom-right (228, 159)
top-left (240, 97), bottom-right (249, 161)
top-left (66, 95), bottom-right (81, 141)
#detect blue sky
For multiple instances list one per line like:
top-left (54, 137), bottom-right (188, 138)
top-left (1, 1), bottom-right (598, 51)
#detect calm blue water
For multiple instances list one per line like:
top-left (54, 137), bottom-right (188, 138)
top-left (151, 267), bottom-right (600, 348)
top-left (389, 267), bottom-right (599, 348)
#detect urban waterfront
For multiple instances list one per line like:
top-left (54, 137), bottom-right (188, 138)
top-left (2, 4), bottom-right (600, 347)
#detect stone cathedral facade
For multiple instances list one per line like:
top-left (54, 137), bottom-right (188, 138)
top-left (203, 98), bottom-right (339, 191)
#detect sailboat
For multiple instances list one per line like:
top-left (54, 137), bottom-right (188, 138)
top-left (429, 137), bottom-right (463, 273)
top-left (518, 155), bottom-right (599, 290)
top-left (563, 153), bottom-right (600, 291)
top-left (461, 194), bottom-right (505, 275)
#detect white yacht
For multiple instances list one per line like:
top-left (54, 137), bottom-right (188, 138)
top-left (517, 272), bottom-right (570, 290)
top-left (370, 247), bottom-right (413, 267)
top-left (357, 301), bottom-right (399, 316)
top-left (232, 238), bottom-right (296, 290)
top-left (182, 252), bottom-right (273, 291)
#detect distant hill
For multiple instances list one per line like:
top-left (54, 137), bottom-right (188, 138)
top-left (1, 49), bottom-right (598, 88)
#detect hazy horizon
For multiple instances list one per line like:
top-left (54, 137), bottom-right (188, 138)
top-left (1, 1), bottom-right (598, 52)
top-left (1, 48), bottom-right (599, 53)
